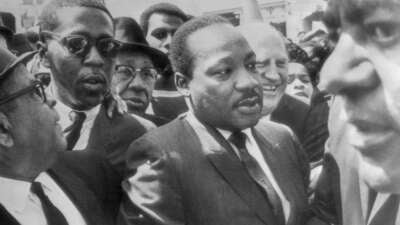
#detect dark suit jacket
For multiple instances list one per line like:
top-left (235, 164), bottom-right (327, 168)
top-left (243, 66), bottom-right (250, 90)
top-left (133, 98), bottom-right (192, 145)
top-left (271, 94), bottom-right (328, 163)
top-left (118, 116), bottom-right (313, 225)
top-left (0, 151), bottom-right (123, 225)
top-left (85, 105), bottom-right (147, 174)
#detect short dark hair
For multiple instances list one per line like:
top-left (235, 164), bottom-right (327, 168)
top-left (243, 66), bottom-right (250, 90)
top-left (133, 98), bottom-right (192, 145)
top-left (140, 2), bottom-right (188, 36)
top-left (169, 15), bottom-right (230, 79)
top-left (39, 0), bottom-right (112, 32)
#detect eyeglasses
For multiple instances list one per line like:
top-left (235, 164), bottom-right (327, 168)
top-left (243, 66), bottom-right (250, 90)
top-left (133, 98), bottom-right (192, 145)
top-left (0, 80), bottom-right (47, 106)
top-left (41, 31), bottom-right (120, 58)
top-left (115, 65), bottom-right (158, 82)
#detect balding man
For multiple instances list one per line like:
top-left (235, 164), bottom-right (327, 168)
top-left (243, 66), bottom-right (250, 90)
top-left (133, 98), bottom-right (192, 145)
top-left (238, 23), bottom-right (328, 164)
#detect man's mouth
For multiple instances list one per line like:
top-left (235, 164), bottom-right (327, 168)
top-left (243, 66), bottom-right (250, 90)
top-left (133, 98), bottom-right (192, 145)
top-left (263, 84), bottom-right (281, 96)
top-left (236, 95), bottom-right (262, 114)
top-left (80, 76), bottom-right (106, 91)
top-left (348, 117), bottom-right (395, 156)
top-left (295, 91), bottom-right (308, 98)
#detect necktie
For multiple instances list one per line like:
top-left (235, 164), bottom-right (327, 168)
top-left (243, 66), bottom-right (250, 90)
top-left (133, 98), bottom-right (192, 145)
top-left (31, 182), bottom-right (69, 225)
top-left (64, 111), bottom-right (86, 150)
top-left (229, 131), bottom-right (285, 225)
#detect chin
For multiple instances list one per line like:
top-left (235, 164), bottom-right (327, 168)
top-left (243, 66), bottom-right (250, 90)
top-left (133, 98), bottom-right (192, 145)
top-left (358, 155), bottom-right (400, 194)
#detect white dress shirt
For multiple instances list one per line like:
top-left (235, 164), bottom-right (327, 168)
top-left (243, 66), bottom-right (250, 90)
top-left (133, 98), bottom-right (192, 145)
top-left (0, 173), bottom-right (86, 225)
top-left (54, 98), bottom-right (100, 150)
top-left (185, 111), bottom-right (291, 223)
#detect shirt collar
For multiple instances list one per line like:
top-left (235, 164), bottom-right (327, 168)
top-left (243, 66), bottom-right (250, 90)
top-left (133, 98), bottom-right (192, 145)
top-left (217, 128), bottom-right (252, 142)
top-left (0, 176), bottom-right (31, 212)
top-left (51, 89), bottom-right (100, 130)
top-left (186, 110), bottom-right (252, 140)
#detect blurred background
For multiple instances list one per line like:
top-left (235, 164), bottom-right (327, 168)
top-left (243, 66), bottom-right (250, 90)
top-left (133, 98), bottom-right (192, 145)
top-left (0, 0), bottom-right (327, 40)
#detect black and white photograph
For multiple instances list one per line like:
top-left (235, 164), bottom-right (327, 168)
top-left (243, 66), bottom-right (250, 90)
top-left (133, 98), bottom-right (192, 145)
top-left (0, 0), bottom-right (398, 224)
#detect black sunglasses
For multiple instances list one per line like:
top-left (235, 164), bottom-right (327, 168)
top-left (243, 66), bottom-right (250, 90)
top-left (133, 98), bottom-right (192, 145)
top-left (0, 80), bottom-right (47, 106)
top-left (41, 31), bottom-right (120, 58)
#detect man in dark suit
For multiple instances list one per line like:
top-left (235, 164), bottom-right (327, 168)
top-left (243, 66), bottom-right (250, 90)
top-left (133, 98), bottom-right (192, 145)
top-left (37, 0), bottom-right (146, 173)
top-left (118, 15), bottom-right (317, 225)
top-left (314, 0), bottom-right (400, 224)
top-left (0, 46), bottom-right (121, 225)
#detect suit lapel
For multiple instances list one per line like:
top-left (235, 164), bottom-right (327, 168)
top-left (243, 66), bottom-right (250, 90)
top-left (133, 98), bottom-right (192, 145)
top-left (0, 204), bottom-right (20, 225)
top-left (47, 168), bottom-right (104, 225)
top-left (188, 120), bottom-right (276, 225)
top-left (252, 128), bottom-right (298, 224)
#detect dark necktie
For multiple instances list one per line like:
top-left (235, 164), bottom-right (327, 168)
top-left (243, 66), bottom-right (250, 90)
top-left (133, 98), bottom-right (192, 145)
top-left (229, 131), bottom-right (285, 225)
top-left (31, 182), bottom-right (69, 225)
top-left (64, 111), bottom-right (86, 150)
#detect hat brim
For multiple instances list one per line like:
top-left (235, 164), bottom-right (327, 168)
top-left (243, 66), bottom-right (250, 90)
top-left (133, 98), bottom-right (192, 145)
top-left (118, 43), bottom-right (170, 73)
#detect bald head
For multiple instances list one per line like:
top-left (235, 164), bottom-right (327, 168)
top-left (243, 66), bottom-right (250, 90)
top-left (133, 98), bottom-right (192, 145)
top-left (237, 22), bottom-right (286, 56)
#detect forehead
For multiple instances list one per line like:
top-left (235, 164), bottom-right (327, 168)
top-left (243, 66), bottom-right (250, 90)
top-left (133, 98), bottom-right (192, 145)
top-left (148, 13), bottom-right (184, 30)
top-left (54, 7), bottom-right (113, 37)
top-left (288, 62), bottom-right (308, 74)
top-left (188, 24), bottom-right (251, 60)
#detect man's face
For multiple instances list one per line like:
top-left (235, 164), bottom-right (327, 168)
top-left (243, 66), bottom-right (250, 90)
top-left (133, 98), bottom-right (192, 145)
top-left (2, 65), bottom-right (65, 178)
top-left (251, 31), bottom-right (288, 116)
top-left (186, 24), bottom-right (263, 131)
top-left (320, 0), bottom-right (400, 192)
top-left (286, 62), bottom-right (313, 105)
top-left (113, 51), bottom-right (156, 114)
top-left (146, 13), bottom-right (184, 54)
top-left (44, 7), bottom-right (114, 110)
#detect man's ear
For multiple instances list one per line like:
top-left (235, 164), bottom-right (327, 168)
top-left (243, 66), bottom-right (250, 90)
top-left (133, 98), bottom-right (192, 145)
top-left (175, 72), bottom-right (190, 97)
top-left (0, 112), bottom-right (13, 148)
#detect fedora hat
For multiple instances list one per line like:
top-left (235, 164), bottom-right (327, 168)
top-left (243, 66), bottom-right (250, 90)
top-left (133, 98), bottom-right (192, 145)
top-left (114, 17), bottom-right (169, 72)
top-left (0, 12), bottom-right (15, 41)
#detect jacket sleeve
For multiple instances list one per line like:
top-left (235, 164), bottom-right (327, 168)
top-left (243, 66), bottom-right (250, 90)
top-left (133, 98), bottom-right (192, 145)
top-left (117, 135), bottom-right (185, 225)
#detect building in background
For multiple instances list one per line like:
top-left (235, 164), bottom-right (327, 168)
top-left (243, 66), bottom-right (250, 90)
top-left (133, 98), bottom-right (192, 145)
top-left (1, 0), bottom-right (326, 40)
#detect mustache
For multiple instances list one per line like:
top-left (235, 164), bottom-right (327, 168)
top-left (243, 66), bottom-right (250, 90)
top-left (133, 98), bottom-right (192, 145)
top-left (234, 89), bottom-right (262, 107)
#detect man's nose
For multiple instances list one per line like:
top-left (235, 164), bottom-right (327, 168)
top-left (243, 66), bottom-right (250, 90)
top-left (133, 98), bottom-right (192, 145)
top-left (128, 75), bottom-right (145, 89)
top-left (236, 69), bottom-right (260, 90)
top-left (162, 34), bottom-right (173, 52)
top-left (319, 32), bottom-right (377, 95)
top-left (261, 66), bottom-right (281, 84)
top-left (84, 46), bottom-right (105, 67)
top-left (46, 94), bottom-right (57, 108)
top-left (293, 79), bottom-right (304, 89)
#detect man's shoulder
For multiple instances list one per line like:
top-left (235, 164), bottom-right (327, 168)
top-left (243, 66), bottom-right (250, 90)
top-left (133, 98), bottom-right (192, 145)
top-left (256, 119), bottom-right (294, 141)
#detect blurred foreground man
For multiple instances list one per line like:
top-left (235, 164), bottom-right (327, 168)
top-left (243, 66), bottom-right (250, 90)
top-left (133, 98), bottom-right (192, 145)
top-left (119, 15), bottom-right (315, 225)
top-left (0, 48), bottom-right (121, 225)
top-left (38, 0), bottom-right (146, 172)
top-left (317, 0), bottom-right (400, 224)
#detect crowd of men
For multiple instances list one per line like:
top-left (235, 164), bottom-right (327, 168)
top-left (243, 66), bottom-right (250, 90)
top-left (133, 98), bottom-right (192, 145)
top-left (0, 0), bottom-right (399, 224)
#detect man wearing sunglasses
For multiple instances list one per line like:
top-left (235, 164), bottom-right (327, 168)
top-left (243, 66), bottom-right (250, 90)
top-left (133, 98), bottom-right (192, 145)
top-left (0, 47), bottom-right (122, 225)
top-left (37, 0), bottom-right (146, 173)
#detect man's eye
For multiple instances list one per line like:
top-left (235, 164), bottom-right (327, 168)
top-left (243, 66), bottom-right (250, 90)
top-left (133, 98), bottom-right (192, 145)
top-left (245, 63), bottom-right (257, 73)
top-left (276, 60), bottom-right (288, 68)
top-left (366, 22), bottom-right (400, 46)
top-left (151, 30), bottom-right (168, 40)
